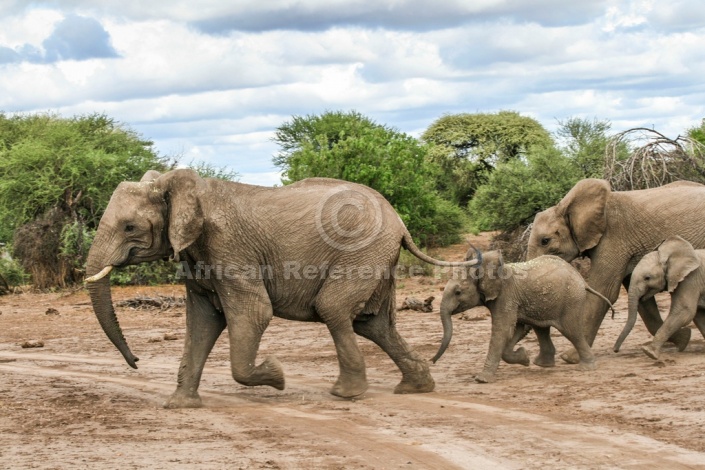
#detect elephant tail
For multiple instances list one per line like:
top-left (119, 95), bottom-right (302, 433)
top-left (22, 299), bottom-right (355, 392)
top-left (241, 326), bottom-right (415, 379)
top-left (401, 230), bottom-right (482, 268)
top-left (585, 285), bottom-right (616, 318)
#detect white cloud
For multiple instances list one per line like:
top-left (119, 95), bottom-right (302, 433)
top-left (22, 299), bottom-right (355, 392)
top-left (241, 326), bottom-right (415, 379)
top-left (0, 1), bottom-right (703, 185)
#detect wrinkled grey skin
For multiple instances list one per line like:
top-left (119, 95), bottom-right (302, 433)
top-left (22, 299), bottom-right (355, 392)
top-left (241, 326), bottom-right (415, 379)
top-left (85, 169), bottom-right (481, 408)
top-left (433, 251), bottom-right (613, 383)
top-left (614, 236), bottom-right (705, 359)
top-left (527, 179), bottom-right (705, 364)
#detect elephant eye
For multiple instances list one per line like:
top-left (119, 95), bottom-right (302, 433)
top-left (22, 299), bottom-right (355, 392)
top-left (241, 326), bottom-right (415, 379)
top-left (454, 290), bottom-right (461, 296)
top-left (125, 224), bottom-right (135, 233)
top-left (540, 237), bottom-right (551, 246)
top-left (644, 276), bottom-right (651, 281)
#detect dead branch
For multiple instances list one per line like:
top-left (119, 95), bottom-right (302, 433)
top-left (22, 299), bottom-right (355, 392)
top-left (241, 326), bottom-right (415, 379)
top-left (604, 128), bottom-right (705, 190)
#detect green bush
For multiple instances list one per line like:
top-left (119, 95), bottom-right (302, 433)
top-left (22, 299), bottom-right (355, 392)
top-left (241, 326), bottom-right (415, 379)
top-left (111, 261), bottom-right (181, 286)
top-left (469, 145), bottom-right (581, 231)
top-left (0, 256), bottom-right (28, 287)
top-left (273, 110), bottom-right (466, 246)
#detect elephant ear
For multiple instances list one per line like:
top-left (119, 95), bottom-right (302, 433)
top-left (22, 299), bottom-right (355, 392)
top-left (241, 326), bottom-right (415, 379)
top-left (479, 251), bottom-right (504, 301)
top-left (556, 179), bottom-right (610, 252)
top-left (658, 236), bottom-right (701, 292)
top-left (153, 169), bottom-right (207, 262)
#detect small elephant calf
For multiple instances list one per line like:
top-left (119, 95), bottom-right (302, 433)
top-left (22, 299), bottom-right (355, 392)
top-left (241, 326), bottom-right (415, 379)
top-left (432, 250), bottom-right (613, 383)
top-left (614, 235), bottom-right (705, 359)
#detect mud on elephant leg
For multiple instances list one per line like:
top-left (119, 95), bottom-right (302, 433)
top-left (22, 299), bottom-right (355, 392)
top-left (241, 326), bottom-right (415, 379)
top-left (353, 312), bottom-right (435, 394)
top-left (165, 291), bottom-right (226, 409)
top-left (532, 326), bottom-right (557, 368)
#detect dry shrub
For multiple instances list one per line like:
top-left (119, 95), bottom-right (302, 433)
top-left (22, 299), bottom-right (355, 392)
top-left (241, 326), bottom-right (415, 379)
top-left (13, 208), bottom-right (79, 289)
top-left (605, 128), bottom-right (705, 190)
top-left (489, 225), bottom-right (531, 262)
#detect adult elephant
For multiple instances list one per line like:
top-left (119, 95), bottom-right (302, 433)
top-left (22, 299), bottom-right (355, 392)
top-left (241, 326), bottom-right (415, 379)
top-left (85, 169), bottom-right (479, 408)
top-left (526, 178), bottom-right (705, 363)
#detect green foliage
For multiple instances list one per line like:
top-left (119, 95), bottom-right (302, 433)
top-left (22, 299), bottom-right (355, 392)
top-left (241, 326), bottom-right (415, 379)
top-left (688, 118), bottom-right (705, 146)
top-left (422, 111), bottom-right (554, 205)
top-left (555, 117), bottom-right (612, 178)
top-left (110, 261), bottom-right (180, 286)
top-left (273, 110), bottom-right (466, 246)
top-left (0, 112), bottom-right (168, 241)
top-left (0, 256), bottom-right (28, 287)
top-left (469, 145), bottom-right (582, 231)
top-left (186, 159), bottom-right (240, 181)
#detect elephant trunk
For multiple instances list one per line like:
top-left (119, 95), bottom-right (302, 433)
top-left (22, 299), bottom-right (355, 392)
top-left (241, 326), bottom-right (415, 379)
top-left (613, 288), bottom-right (640, 353)
top-left (85, 238), bottom-right (139, 369)
top-left (431, 301), bottom-right (454, 363)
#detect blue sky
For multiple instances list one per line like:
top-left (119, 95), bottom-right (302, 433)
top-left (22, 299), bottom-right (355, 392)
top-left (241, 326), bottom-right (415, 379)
top-left (1, 1), bottom-right (704, 186)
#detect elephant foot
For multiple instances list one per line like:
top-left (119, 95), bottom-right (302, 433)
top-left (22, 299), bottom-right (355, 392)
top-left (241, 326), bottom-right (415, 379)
top-left (669, 328), bottom-right (691, 352)
top-left (164, 391), bottom-right (203, 409)
top-left (577, 360), bottom-right (597, 372)
top-left (330, 376), bottom-right (368, 399)
top-left (257, 356), bottom-right (286, 390)
top-left (532, 352), bottom-right (556, 368)
top-left (503, 347), bottom-right (530, 367)
top-left (233, 356), bottom-right (286, 390)
top-left (474, 372), bottom-right (496, 384)
top-left (641, 344), bottom-right (660, 360)
top-left (560, 348), bottom-right (580, 365)
top-left (394, 376), bottom-right (435, 394)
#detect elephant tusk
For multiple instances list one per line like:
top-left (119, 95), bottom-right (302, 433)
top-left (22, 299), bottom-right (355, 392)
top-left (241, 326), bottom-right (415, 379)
top-left (85, 266), bottom-right (113, 283)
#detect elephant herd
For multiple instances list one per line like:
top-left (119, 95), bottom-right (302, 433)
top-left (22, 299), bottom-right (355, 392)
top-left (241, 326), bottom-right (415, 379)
top-left (85, 170), bottom-right (705, 407)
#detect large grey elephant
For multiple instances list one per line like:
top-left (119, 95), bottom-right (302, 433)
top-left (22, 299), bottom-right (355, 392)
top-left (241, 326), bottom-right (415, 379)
top-left (431, 250), bottom-right (613, 383)
top-left (613, 236), bottom-right (705, 359)
top-left (527, 179), bottom-right (705, 363)
top-left (85, 169), bottom-right (479, 408)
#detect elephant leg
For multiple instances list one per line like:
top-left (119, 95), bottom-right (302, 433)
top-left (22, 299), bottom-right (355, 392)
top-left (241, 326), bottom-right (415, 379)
top-left (501, 323), bottom-right (531, 366)
top-left (643, 303), bottom-right (697, 360)
top-left (556, 319), bottom-right (596, 371)
top-left (316, 285), bottom-right (369, 398)
top-left (353, 310), bottom-right (435, 394)
top-left (693, 308), bottom-right (705, 339)
top-left (475, 310), bottom-right (516, 383)
top-left (638, 296), bottom-right (691, 352)
top-left (165, 290), bottom-right (226, 409)
top-left (224, 284), bottom-right (285, 390)
top-left (532, 326), bottom-right (556, 368)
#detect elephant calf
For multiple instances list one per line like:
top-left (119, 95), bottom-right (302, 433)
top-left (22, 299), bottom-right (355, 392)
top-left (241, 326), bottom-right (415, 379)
top-left (432, 250), bottom-right (614, 383)
top-left (614, 236), bottom-right (705, 359)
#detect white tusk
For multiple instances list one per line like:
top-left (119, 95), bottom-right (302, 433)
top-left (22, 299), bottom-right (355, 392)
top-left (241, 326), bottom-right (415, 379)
top-left (85, 266), bottom-right (113, 283)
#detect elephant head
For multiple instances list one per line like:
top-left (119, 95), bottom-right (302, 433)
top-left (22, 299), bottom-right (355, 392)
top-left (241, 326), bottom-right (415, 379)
top-left (84, 169), bottom-right (206, 368)
top-left (613, 236), bottom-right (700, 352)
top-left (527, 179), bottom-right (610, 261)
top-left (431, 249), bottom-right (513, 364)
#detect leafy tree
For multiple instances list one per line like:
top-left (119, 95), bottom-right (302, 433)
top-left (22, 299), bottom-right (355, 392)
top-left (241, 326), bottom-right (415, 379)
top-left (0, 112), bottom-right (168, 240)
top-left (422, 111), bottom-right (553, 206)
top-left (468, 144), bottom-right (582, 231)
top-left (688, 118), bottom-right (705, 146)
top-left (555, 117), bottom-right (613, 178)
top-left (273, 110), bottom-right (466, 246)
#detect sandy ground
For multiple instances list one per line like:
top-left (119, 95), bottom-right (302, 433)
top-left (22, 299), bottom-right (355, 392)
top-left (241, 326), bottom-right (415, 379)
top-left (1, 236), bottom-right (705, 469)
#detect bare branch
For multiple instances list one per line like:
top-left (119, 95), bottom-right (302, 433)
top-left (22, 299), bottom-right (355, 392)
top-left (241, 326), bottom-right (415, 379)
top-left (604, 128), bottom-right (705, 190)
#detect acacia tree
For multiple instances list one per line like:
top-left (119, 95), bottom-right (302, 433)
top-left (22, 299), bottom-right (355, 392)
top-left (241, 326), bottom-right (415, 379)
top-left (0, 113), bottom-right (170, 287)
top-left (273, 110), bottom-right (466, 246)
top-left (422, 111), bottom-right (553, 206)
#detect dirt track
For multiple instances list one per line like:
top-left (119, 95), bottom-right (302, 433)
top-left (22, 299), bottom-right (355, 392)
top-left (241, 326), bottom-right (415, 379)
top-left (2, 240), bottom-right (705, 469)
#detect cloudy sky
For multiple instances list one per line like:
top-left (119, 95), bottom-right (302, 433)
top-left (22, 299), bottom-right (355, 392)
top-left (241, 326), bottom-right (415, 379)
top-left (1, 1), bottom-right (704, 186)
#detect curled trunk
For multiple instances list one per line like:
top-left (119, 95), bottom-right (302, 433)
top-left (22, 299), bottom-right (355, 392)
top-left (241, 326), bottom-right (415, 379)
top-left (431, 305), bottom-right (454, 363)
top-left (85, 245), bottom-right (139, 369)
top-left (613, 290), bottom-right (640, 352)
